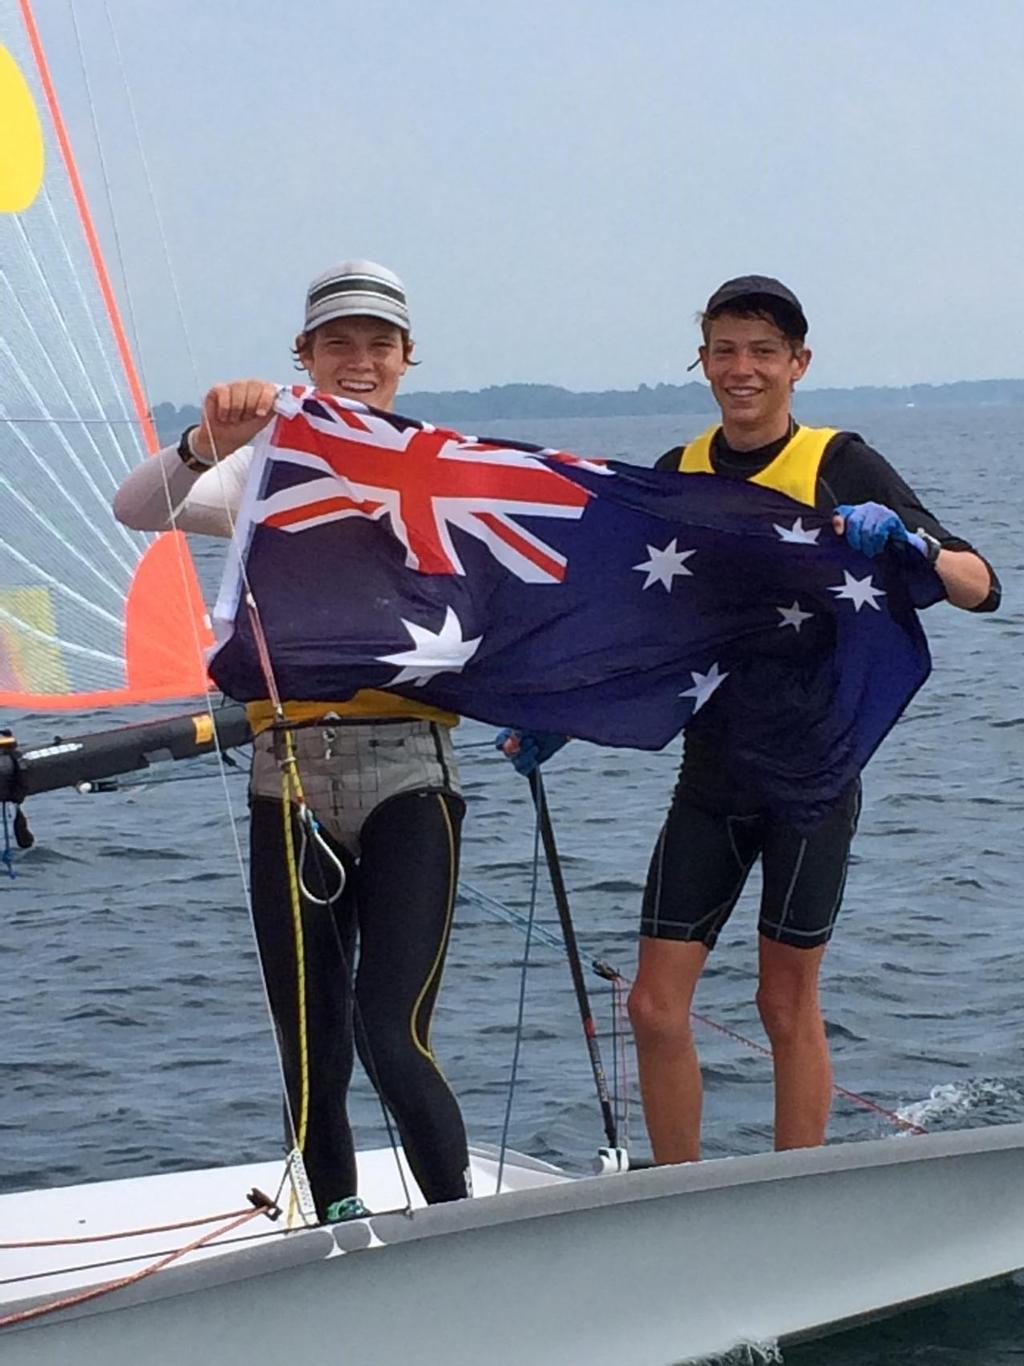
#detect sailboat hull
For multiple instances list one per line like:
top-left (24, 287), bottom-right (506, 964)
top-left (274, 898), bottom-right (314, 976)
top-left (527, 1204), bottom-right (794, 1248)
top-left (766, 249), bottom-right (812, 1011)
top-left (4, 1125), bottom-right (1024, 1365)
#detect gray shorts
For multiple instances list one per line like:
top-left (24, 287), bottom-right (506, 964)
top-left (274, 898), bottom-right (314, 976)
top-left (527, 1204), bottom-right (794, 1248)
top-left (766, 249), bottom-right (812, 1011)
top-left (249, 719), bottom-right (461, 859)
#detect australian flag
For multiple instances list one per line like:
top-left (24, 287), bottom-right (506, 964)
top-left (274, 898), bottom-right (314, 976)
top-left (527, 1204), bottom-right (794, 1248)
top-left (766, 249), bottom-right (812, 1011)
top-left (210, 387), bottom-right (944, 827)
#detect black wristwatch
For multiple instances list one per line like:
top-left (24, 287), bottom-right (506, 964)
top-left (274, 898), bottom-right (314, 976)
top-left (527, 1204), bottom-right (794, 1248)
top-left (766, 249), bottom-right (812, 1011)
top-left (916, 529), bottom-right (942, 564)
top-left (177, 425), bottom-right (213, 472)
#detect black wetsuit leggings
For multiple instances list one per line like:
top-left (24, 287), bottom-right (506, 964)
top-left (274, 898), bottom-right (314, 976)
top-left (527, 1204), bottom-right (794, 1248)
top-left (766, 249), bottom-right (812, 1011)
top-left (249, 788), bottom-right (469, 1217)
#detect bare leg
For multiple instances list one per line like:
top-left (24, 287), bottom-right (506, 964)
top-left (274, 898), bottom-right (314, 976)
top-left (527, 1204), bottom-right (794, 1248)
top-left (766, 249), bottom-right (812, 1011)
top-left (756, 938), bottom-right (831, 1150)
top-left (628, 938), bottom-right (710, 1163)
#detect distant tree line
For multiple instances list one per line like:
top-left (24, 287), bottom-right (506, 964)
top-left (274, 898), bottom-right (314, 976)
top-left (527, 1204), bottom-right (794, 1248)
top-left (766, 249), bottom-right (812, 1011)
top-left (151, 377), bottom-right (1024, 444)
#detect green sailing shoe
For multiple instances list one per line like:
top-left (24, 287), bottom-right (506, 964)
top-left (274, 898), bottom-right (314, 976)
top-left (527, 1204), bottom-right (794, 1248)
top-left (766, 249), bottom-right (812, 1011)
top-left (324, 1196), bottom-right (371, 1224)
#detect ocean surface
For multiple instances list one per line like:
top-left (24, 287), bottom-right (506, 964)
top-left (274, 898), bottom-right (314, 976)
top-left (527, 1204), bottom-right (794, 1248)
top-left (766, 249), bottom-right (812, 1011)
top-left (2, 404), bottom-right (1022, 1363)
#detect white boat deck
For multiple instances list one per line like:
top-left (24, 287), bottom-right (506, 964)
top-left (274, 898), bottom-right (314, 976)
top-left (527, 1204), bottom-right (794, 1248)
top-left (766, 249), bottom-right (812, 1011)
top-left (0, 1142), bottom-right (567, 1301)
top-left (3, 1126), bottom-right (1024, 1365)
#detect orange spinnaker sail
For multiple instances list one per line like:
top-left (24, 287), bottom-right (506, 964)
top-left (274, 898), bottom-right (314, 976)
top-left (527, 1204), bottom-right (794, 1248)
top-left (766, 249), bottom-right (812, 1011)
top-left (0, 0), bottom-right (211, 710)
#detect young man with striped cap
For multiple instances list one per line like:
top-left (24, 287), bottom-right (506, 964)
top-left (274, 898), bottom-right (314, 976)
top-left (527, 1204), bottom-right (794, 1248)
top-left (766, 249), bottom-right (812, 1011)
top-left (503, 275), bottom-right (1000, 1165)
top-left (115, 260), bottom-right (472, 1222)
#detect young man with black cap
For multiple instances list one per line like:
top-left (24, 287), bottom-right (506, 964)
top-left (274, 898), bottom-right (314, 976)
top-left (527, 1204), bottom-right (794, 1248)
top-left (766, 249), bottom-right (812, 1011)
top-left (502, 275), bottom-right (999, 1163)
top-left (114, 261), bottom-right (472, 1221)
top-left (626, 275), bottom-right (999, 1163)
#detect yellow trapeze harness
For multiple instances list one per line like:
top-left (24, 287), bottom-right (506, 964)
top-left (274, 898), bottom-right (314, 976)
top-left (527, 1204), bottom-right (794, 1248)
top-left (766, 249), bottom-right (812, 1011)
top-left (246, 689), bottom-right (457, 736)
top-left (678, 424), bottom-right (839, 507)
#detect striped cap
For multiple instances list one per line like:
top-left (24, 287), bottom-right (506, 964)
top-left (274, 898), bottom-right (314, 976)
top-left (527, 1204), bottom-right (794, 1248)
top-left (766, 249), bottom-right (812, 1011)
top-left (303, 259), bottom-right (410, 334)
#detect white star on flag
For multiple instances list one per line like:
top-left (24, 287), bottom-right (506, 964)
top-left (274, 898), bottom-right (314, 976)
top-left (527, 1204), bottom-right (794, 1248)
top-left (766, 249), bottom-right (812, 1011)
top-left (633, 538), bottom-right (696, 591)
top-left (776, 600), bottom-right (814, 632)
top-left (680, 661), bottom-right (728, 712)
top-left (828, 571), bottom-right (887, 613)
top-left (774, 517), bottom-right (820, 544)
top-left (377, 606), bottom-right (482, 685)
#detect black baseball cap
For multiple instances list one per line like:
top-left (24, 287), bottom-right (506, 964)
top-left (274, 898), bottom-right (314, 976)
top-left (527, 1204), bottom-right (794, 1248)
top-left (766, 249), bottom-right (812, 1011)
top-left (703, 275), bottom-right (808, 335)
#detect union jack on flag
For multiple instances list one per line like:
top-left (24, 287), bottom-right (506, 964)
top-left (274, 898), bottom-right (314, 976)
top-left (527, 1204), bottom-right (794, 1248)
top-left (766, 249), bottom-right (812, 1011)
top-left (250, 389), bottom-right (602, 583)
top-left (211, 387), bottom-right (943, 827)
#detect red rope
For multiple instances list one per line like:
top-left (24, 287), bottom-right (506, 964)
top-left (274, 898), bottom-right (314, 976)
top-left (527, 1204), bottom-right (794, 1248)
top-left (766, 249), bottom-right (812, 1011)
top-left (692, 1006), bottom-right (927, 1135)
top-left (601, 965), bottom-right (927, 1137)
top-left (0, 1207), bottom-right (265, 1330)
top-left (0, 1206), bottom-right (259, 1250)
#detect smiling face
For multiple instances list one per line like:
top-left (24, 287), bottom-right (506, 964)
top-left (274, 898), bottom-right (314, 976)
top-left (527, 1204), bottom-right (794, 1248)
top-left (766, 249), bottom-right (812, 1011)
top-left (297, 315), bottom-right (411, 410)
top-left (699, 312), bottom-right (811, 450)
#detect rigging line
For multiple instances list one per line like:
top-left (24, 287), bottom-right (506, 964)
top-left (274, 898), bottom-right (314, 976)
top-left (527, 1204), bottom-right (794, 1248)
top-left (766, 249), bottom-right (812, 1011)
top-left (278, 760), bottom-right (315, 1227)
top-left (65, 0), bottom-right (150, 415)
top-left (93, 757), bottom-right (248, 791)
top-left (0, 416), bottom-right (151, 426)
top-left (467, 883), bottom-right (927, 1139)
top-left (611, 974), bottom-right (633, 1150)
top-left (98, 0), bottom-right (258, 559)
top-left (96, 6), bottom-right (392, 1206)
top-left (17, 0), bottom-right (159, 453)
top-left (15, 196), bottom-right (148, 472)
top-left (350, 975), bottom-right (417, 1215)
top-left (112, 441), bottom-right (296, 1209)
top-left (0, 1210), bottom-right (296, 1286)
top-left (0, 465), bottom-right (132, 605)
top-left (61, 2), bottom-right (254, 912)
top-left (42, 3), bottom-right (257, 987)
top-left (679, 1002), bottom-right (929, 1136)
top-left (99, 0), bottom-right (210, 427)
top-left (0, 253), bottom-right (145, 503)
top-left (528, 769), bottom-right (619, 1153)
top-left (0, 1205), bottom-right (263, 1249)
top-left (597, 959), bottom-right (930, 1138)
top-left (0, 338), bottom-right (138, 577)
top-left (0, 1206), bottom-right (266, 1331)
top-left (0, 1219), bottom-right (302, 1290)
top-left (459, 881), bottom-right (566, 954)
top-left (496, 804), bottom-right (542, 1196)
top-left (94, 0), bottom-right (271, 707)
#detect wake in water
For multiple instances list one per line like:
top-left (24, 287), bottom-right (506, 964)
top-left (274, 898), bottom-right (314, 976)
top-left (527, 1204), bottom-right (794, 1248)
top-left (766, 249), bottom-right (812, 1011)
top-left (897, 1076), bottom-right (1024, 1130)
top-left (680, 1342), bottom-right (782, 1366)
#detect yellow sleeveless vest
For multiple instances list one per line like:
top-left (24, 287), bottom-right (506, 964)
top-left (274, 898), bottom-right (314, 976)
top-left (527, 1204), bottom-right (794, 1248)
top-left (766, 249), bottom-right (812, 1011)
top-left (679, 424), bottom-right (839, 508)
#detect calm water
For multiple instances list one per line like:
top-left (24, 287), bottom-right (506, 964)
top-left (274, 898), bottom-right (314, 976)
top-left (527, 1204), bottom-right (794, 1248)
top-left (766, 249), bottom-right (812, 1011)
top-left (2, 404), bottom-right (1022, 1363)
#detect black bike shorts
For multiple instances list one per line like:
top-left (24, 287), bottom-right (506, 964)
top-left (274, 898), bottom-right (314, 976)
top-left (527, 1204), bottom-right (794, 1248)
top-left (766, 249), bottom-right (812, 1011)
top-left (640, 780), bottom-right (861, 950)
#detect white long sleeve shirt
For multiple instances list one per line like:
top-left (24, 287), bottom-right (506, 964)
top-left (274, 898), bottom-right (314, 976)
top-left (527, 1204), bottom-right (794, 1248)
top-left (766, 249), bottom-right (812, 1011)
top-left (113, 443), bottom-right (253, 537)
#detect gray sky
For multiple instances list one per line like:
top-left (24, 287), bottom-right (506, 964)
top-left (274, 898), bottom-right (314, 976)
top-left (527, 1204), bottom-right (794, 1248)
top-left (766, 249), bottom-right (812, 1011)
top-left (37, 0), bottom-right (1024, 402)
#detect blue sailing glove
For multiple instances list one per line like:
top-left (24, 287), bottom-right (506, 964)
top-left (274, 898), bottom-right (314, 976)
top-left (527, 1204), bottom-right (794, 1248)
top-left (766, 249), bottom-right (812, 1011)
top-left (835, 502), bottom-right (927, 559)
top-left (494, 727), bottom-right (568, 776)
